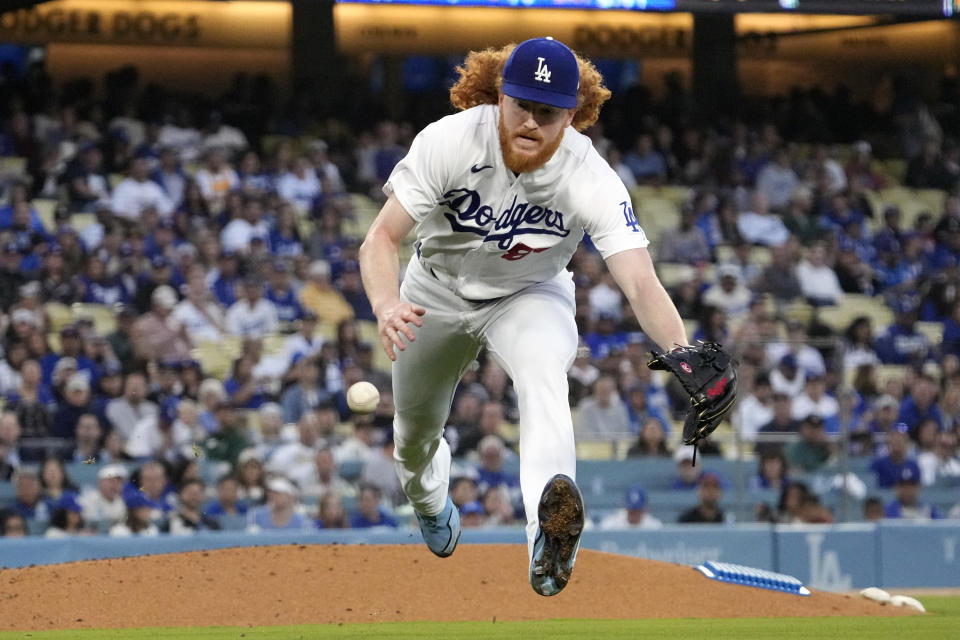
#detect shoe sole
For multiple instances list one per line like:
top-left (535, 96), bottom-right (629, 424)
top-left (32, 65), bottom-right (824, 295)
top-left (533, 474), bottom-right (585, 593)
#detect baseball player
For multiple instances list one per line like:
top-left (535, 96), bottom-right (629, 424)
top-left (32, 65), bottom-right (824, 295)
top-left (359, 37), bottom-right (731, 596)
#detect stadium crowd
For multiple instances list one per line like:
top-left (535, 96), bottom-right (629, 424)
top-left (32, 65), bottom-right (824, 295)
top-left (0, 62), bottom-right (959, 539)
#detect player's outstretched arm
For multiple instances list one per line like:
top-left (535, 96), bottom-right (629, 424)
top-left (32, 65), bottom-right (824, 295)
top-left (605, 247), bottom-right (688, 351)
top-left (358, 194), bottom-right (425, 362)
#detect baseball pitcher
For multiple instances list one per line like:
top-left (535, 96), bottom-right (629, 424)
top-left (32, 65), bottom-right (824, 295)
top-left (359, 37), bottom-right (736, 596)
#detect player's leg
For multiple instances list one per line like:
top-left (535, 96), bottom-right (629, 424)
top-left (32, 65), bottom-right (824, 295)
top-left (482, 272), bottom-right (584, 594)
top-left (392, 259), bottom-right (481, 554)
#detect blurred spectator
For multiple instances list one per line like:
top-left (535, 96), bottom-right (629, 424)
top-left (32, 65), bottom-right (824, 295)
top-left (474, 435), bottom-right (522, 516)
top-left (748, 449), bottom-right (789, 492)
top-left (459, 500), bottom-right (486, 528)
top-left (481, 485), bottom-right (518, 525)
top-left (168, 478), bottom-right (221, 534)
top-left (624, 133), bottom-right (666, 185)
top-left (625, 382), bottom-right (670, 436)
top-left (64, 142), bottom-right (110, 212)
top-left (125, 397), bottom-right (193, 461)
top-left (362, 433), bottom-right (401, 505)
top-left (842, 317), bottom-right (880, 372)
top-left (79, 464), bottom-right (128, 528)
top-left (3, 359), bottom-right (54, 440)
top-left (0, 510), bottom-right (28, 537)
top-left (677, 473), bottom-right (725, 524)
top-left (267, 412), bottom-right (322, 488)
top-left (151, 147), bottom-right (188, 209)
top-left (734, 372), bottom-right (773, 443)
top-left (658, 205), bottom-right (710, 264)
top-left (769, 353), bottom-right (805, 398)
top-left (349, 483), bottom-right (398, 528)
top-left (756, 148), bottom-right (798, 211)
top-left (884, 461), bottom-right (942, 520)
top-left (277, 156), bottom-right (322, 213)
top-left (874, 298), bottom-right (932, 365)
top-left (314, 491), bottom-right (349, 529)
top-left (194, 147), bottom-right (237, 213)
top-left (626, 416), bottom-right (672, 458)
top-left (204, 473), bottom-right (248, 521)
top-left (235, 448), bottom-right (267, 505)
top-left (791, 374), bottom-right (839, 431)
top-left (299, 259), bottom-right (354, 328)
top-left (785, 414), bottom-right (832, 473)
top-left (737, 192), bottom-right (790, 247)
top-left (863, 496), bottom-right (885, 521)
top-left (111, 155), bottom-right (174, 222)
top-left (449, 474), bottom-right (479, 509)
top-left (221, 195), bottom-right (269, 255)
top-left (264, 259), bottom-right (303, 324)
top-left (599, 485), bottom-right (663, 530)
top-left (871, 423), bottom-right (917, 488)
top-left (776, 481), bottom-right (810, 524)
top-left (796, 244), bottom-right (843, 306)
top-left (844, 141), bottom-right (885, 191)
top-left (671, 446), bottom-right (702, 490)
top-left (225, 276), bottom-right (279, 338)
top-left (39, 457), bottom-right (77, 503)
top-left (128, 460), bottom-right (176, 518)
top-left (223, 355), bottom-right (268, 410)
top-left (897, 375), bottom-right (944, 436)
top-left (574, 375), bottom-right (630, 440)
top-left (917, 431), bottom-right (960, 486)
top-left (44, 493), bottom-right (88, 538)
top-left (246, 475), bottom-right (309, 531)
top-left (12, 467), bottom-right (49, 524)
top-left (109, 492), bottom-right (160, 537)
top-left (281, 358), bottom-right (331, 425)
top-left (173, 274), bottom-right (226, 344)
top-left (702, 264), bottom-right (751, 320)
top-left (0, 410), bottom-right (22, 480)
top-left (303, 447), bottom-right (353, 500)
top-left (52, 373), bottom-right (92, 439)
top-left (132, 285), bottom-right (193, 362)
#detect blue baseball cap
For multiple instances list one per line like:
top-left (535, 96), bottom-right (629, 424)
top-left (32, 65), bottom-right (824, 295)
top-left (896, 460), bottom-right (921, 484)
top-left (460, 500), bottom-right (485, 516)
top-left (501, 37), bottom-right (579, 109)
top-left (56, 493), bottom-right (83, 513)
top-left (125, 492), bottom-right (155, 510)
top-left (625, 486), bottom-right (647, 510)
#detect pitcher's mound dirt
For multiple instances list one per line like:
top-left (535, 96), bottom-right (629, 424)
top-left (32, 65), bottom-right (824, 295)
top-left (0, 544), bottom-right (915, 630)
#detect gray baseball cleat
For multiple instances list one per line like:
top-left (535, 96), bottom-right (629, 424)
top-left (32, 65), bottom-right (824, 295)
top-left (529, 474), bottom-right (585, 597)
top-left (415, 496), bottom-right (461, 558)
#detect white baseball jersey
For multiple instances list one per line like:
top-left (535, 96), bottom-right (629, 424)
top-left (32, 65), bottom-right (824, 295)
top-left (385, 104), bottom-right (648, 300)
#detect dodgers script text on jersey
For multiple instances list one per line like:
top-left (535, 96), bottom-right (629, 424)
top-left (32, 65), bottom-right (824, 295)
top-left (385, 104), bottom-right (649, 300)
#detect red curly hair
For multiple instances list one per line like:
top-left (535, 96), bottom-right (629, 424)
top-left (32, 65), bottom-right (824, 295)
top-left (449, 42), bottom-right (610, 133)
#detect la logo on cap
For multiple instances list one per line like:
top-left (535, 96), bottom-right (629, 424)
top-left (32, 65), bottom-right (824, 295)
top-left (534, 57), bottom-right (551, 84)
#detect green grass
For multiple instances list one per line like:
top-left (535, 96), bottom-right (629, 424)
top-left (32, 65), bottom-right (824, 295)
top-left (2, 597), bottom-right (957, 639)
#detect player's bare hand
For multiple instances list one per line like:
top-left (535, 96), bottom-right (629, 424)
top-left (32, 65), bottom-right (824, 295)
top-left (376, 300), bottom-right (426, 361)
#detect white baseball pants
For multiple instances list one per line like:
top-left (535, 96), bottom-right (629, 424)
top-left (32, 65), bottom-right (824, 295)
top-left (392, 256), bottom-right (579, 554)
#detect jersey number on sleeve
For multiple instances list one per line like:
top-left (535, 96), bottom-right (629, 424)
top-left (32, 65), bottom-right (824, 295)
top-left (621, 201), bottom-right (640, 233)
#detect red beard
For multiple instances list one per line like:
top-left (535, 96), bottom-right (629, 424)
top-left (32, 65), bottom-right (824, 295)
top-left (498, 114), bottom-right (564, 174)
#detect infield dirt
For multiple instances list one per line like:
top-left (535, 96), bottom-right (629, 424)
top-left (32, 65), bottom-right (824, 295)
top-left (0, 544), bottom-right (917, 631)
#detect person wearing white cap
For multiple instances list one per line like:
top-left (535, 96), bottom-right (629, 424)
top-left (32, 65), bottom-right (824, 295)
top-left (132, 285), bottom-right (193, 361)
top-left (79, 464), bottom-right (129, 528)
top-left (245, 475), bottom-right (310, 532)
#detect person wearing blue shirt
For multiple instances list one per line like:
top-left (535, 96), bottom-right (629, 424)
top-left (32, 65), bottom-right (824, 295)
top-left (943, 301), bottom-right (960, 358)
top-left (349, 484), bottom-right (399, 529)
top-left (246, 476), bottom-right (310, 531)
top-left (583, 312), bottom-right (628, 359)
top-left (204, 475), bottom-right (249, 518)
top-left (78, 256), bottom-right (129, 306)
top-left (210, 251), bottom-right (240, 307)
top-left (897, 375), bottom-right (944, 435)
top-left (870, 423), bottom-right (919, 488)
top-left (883, 461), bottom-right (943, 520)
top-left (624, 382), bottom-right (671, 436)
top-left (12, 468), bottom-right (51, 523)
top-left (874, 299), bottom-right (932, 365)
top-left (264, 261), bottom-right (304, 325)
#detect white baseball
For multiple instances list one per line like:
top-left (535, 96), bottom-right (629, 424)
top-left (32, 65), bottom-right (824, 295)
top-left (347, 381), bottom-right (380, 414)
top-left (890, 595), bottom-right (926, 612)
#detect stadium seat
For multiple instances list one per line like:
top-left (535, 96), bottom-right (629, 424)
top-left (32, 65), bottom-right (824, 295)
top-left (71, 303), bottom-right (118, 335)
top-left (914, 321), bottom-right (943, 347)
top-left (32, 199), bottom-right (57, 230)
top-left (0, 156), bottom-right (27, 176)
top-left (44, 302), bottom-right (74, 333)
top-left (657, 262), bottom-right (695, 289)
top-left (575, 441), bottom-right (617, 460)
